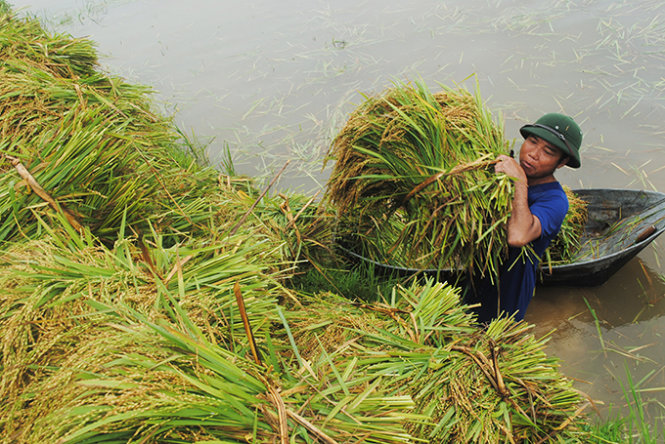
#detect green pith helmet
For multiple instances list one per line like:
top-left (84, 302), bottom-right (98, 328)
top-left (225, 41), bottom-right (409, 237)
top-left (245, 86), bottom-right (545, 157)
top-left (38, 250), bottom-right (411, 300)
top-left (519, 113), bottom-right (582, 168)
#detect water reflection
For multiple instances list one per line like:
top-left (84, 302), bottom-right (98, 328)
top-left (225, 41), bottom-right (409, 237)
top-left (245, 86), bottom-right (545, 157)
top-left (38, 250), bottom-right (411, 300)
top-left (528, 258), bottom-right (665, 419)
top-left (529, 258), bottom-right (665, 328)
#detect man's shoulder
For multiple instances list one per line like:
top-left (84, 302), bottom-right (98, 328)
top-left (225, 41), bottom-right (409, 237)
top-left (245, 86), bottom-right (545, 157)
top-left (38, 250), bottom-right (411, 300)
top-left (528, 181), bottom-right (569, 221)
top-left (528, 181), bottom-right (568, 204)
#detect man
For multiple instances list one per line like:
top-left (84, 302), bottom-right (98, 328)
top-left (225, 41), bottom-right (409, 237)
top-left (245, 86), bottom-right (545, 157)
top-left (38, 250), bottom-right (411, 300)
top-left (472, 112), bottom-right (583, 323)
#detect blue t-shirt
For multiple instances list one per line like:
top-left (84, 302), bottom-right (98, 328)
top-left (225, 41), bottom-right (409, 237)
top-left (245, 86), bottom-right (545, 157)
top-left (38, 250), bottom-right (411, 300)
top-left (471, 181), bottom-right (568, 322)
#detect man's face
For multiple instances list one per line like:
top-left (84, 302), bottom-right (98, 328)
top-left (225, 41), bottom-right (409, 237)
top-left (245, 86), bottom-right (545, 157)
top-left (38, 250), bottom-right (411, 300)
top-left (518, 135), bottom-right (567, 181)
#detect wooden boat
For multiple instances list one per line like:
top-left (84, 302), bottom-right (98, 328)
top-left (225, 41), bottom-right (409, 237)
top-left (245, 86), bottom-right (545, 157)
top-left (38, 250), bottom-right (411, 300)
top-left (539, 188), bottom-right (665, 286)
top-left (340, 188), bottom-right (665, 287)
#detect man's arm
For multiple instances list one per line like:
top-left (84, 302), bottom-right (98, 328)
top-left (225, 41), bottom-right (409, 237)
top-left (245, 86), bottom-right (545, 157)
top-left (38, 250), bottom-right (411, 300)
top-left (494, 154), bottom-right (542, 247)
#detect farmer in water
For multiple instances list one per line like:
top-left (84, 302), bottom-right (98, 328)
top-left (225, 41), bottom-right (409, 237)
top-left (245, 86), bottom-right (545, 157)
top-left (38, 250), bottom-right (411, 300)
top-left (472, 112), bottom-right (583, 323)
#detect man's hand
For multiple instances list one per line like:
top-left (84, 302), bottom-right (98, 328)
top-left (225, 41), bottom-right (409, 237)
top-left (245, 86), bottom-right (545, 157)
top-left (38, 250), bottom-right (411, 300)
top-left (494, 154), bottom-right (527, 183)
top-left (495, 154), bottom-right (541, 247)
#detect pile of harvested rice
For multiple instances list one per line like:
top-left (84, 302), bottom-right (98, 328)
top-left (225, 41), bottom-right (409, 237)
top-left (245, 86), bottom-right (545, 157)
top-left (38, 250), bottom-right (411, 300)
top-left (0, 235), bottom-right (590, 443)
top-left (0, 6), bottom-right (597, 443)
top-left (0, 8), bottom-right (221, 245)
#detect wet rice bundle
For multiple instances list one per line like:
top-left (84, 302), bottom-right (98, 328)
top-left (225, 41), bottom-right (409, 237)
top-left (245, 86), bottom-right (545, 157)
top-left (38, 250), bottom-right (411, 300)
top-left (0, 9), bottom-right (221, 245)
top-left (0, 8), bottom-right (331, 261)
top-left (326, 81), bottom-right (514, 275)
top-left (281, 281), bottom-right (589, 442)
top-left (0, 223), bottom-right (294, 442)
top-left (0, 3), bottom-right (329, 263)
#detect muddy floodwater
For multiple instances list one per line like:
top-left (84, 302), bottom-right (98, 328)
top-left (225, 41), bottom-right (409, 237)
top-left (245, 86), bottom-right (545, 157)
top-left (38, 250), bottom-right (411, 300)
top-left (12, 0), bottom-right (665, 424)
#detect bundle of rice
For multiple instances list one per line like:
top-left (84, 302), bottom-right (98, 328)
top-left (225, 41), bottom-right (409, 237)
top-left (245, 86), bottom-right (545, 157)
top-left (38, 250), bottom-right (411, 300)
top-left (0, 7), bottom-right (331, 260)
top-left (0, 191), bottom-right (345, 441)
top-left (325, 81), bottom-right (514, 275)
top-left (0, 8), bottom-right (219, 245)
top-left (284, 280), bottom-right (589, 442)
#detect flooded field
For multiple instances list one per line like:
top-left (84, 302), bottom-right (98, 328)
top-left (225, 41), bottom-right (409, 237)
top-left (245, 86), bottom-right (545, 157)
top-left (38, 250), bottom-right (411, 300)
top-left (11, 0), bottom-right (665, 424)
